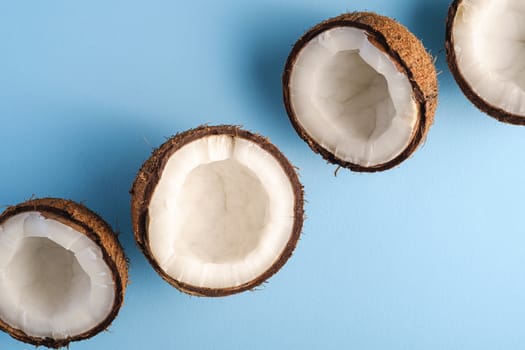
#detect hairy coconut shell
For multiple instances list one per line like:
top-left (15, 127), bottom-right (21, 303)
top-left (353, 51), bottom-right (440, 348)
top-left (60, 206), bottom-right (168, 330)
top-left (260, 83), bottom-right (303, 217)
top-left (0, 198), bottom-right (128, 348)
top-left (131, 125), bottom-right (304, 297)
top-left (446, 0), bottom-right (525, 125)
top-left (283, 12), bottom-right (439, 172)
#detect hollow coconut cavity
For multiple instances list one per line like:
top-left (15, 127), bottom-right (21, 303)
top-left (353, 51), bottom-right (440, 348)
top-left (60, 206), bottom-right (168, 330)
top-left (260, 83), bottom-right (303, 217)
top-left (131, 125), bottom-right (304, 297)
top-left (446, 0), bottom-right (525, 124)
top-left (283, 12), bottom-right (438, 172)
top-left (0, 198), bottom-right (128, 348)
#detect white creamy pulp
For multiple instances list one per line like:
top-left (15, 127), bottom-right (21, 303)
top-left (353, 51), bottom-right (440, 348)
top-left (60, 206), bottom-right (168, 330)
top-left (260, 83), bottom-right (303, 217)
top-left (0, 213), bottom-right (115, 339)
top-left (148, 135), bottom-right (296, 289)
top-left (453, 0), bottom-right (525, 115)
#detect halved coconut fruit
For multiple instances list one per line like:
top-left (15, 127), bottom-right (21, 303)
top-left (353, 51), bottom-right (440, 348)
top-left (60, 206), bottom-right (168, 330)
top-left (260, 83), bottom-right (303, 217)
top-left (446, 0), bottom-right (525, 124)
top-left (283, 12), bottom-right (438, 172)
top-left (0, 198), bottom-right (128, 348)
top-left (131, 125), bottom-right (304, 297)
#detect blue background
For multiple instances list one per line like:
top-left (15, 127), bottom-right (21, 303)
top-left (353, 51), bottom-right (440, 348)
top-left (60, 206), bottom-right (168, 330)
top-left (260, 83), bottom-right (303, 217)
top-left (2, 0), bottom-right (525, 349)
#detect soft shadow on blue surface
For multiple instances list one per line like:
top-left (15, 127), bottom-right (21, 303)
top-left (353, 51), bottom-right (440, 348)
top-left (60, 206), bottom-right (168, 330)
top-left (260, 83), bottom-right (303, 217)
top-left (231, 4), bottom-right (327, 142)
top-left (1, 104), bottom-right (159, 265)
top-left (407, 0), bottom-right (454, 87)
top-left (62, 111), bottom-right (158, 265)
top-left (0, 105), bottom-right (184, 348)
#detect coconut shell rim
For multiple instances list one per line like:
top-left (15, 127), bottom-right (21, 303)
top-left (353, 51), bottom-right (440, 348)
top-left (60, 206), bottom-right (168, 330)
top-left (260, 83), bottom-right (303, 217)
top-left (445, 0), bottom-right (525, 125)
top-left (130, 125), bottom-right (305, 297)
top-left (0, 198), bottom-right (128, 349)
top-left (283, 12), bottom-right (438, 172)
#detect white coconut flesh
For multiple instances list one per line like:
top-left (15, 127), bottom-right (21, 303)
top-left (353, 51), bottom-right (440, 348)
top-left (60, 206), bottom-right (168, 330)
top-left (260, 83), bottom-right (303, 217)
top-left (453, 0), bottom-right (525, 115)
top-left (0, 213), bottom-right (114, 339)
top-left (289, 27), bottom-right (418, 167)
top-left (148, 135), bottom-right (295, 289)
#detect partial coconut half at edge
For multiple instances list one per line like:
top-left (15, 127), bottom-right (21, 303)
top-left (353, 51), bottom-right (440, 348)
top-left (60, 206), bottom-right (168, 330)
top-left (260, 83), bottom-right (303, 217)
top-left (0, 198), bottom-right (128, 348)
top-left (131, 125), bottom-right (304, 297)
top-left (446, 0), bottom-right (525, 124)
top-left (283, 12), bottom-right (438, 172)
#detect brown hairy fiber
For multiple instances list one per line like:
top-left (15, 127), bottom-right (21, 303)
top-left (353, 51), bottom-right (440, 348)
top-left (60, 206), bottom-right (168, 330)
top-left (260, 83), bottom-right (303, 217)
top-left (283, 12), bottom-right (439, 172)
top-left (131, 125), bottom-right (304, 297)
top-left (446, 0), bottom-right (525, 125)
top-left (0, 198), bottom-right (128, 349)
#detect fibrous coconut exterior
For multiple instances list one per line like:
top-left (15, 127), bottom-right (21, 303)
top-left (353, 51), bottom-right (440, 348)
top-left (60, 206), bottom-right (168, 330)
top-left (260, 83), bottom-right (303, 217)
top-left (283, 12), bottom-right (438, 172)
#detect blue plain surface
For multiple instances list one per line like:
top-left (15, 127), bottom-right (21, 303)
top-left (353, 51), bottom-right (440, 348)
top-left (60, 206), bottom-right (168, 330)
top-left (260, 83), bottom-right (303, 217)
top-left (2, 0), bottom-right (525, 349)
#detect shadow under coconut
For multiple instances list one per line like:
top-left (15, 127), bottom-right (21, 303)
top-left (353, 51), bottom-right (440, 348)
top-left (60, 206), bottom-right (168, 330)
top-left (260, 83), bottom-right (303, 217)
top-left (0, 108), bottom-right (176, 347)
top-left (407, 0), bottom-right (454, 87)
top-left (233, 5), bottom-right (327, 141)
top-left (56, 110), bottom-right (162, 272)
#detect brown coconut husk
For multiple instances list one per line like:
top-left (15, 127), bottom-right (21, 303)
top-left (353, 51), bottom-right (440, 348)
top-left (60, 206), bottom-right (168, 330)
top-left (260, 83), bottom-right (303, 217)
top-left (283, 12), bottom-right (439, 172)
top-left (0, 198), bottom-right (128, 348)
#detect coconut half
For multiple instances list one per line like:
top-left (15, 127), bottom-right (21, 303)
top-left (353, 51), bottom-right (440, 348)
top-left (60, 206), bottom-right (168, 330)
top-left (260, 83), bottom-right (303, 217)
top-left (0, 198), bottom-right (128, 348)
top-left (131, 125), bottom-right (304, 297)
top-left (283, 12), bottom-right (438, 172)
top-left (446, 0), bottom-right (525, 124)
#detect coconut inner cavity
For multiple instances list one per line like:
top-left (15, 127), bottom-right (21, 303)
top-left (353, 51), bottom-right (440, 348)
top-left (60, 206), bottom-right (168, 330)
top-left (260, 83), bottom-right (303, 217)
top-left (0, 213), bottom-right (115, 339)
top-left (6, 237), bottom-right (90, 318)
top-left (289, 26), bottom-right (418, 167)
top-left (453, 0), bottom-right (525, 115)
top-left (148, 135), bottom-right (295, 289)
top-left (178, 159), bottom-right (269, 264)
